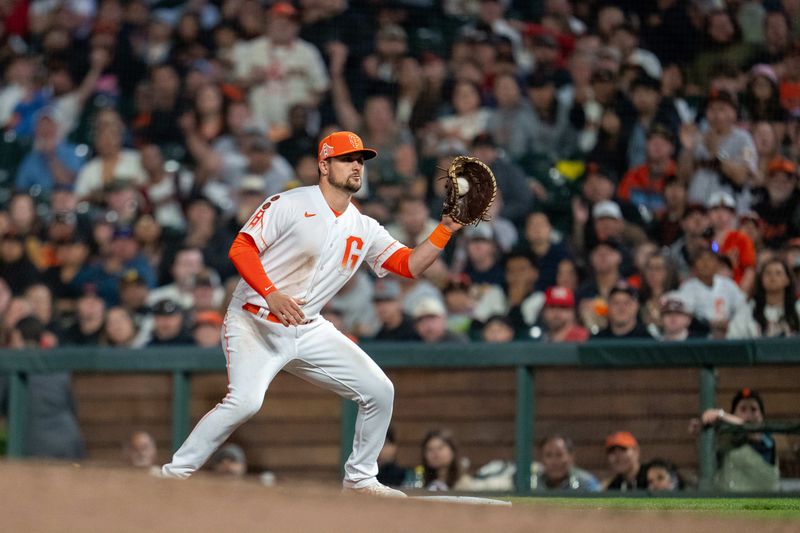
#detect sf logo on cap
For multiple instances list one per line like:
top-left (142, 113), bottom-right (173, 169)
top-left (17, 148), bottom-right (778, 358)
top-left (347, 134), bottom-right (361, 149)
top-left (320, 142), bottom-right (334, 159)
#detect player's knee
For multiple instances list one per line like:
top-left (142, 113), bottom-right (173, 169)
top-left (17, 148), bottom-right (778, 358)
top-left (370, 378), bottom-right (394, 411)
top-left (229, 394), bottom-right (264, 419)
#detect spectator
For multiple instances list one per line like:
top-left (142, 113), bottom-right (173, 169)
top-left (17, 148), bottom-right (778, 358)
top-left (101, 306), bottom-right (140, 348)
top-left (626, 75), bottom-right (679, 171)
top-left (503, 250), bottom-right (543, 337)
top-left (592, 283), bottom-right (653, 340)
top-left (576, 240), bottom-right (623, 334)
top-left (149, 247), bottom-right (205, 310)
top-left (123, 430), bottom-right (159, 472)
top-left (192, 310), bottom-right (224, 348)
top-left (668, 204), bottom-right (713, 281)
top-left (650, 175), bottom-right (690, 247)
top-left (645, 458), bottom-right (684, 492)
top-left (62, 290), bottom-right (106, 346)
top-left (421, 428), bottom-right (472, 491)
top-left (486, 72), bottom-right (536, 162)
top-left (470, 133), bottom-right (533, 227)
top-left (618, 123), bottom-right (678, 221)
top-left (427, 80), bottom-right (492, 152)
top-left (372, 279), bottom-right (419, 342)
top-left (208, 443), bottom-right (247, 477)
top-left (234, 2), bottom-right (329, 133)
top-left (707, 191), bottom-right (756, 292)
top-left (386, 196), bottom-right (439, 248)
top-left (652, 291), bottom-right (701, 341)
top-left (523, 69), bottom-right (579, 164)
top-left (74, 109), bottom-right (146, 203)
top-left (481, 315), bottom-right (515, 343)
top-left (461, 225), bottom-right (505, 289)
top-left (377, 426), bottom-right (409, 488)
top-left (603, 431), bottom-right (648, 491)
top-left (0, 316), bottom-right (86, 459)
top-left (148, 299), bottom-right (192, 346)
top-left (680, 89), bottom-right (757, 213)
top-left (14, 108), bottom-right (85, 196)
top-left (0, 230), bottom-right (39, 295)
top-left (523, 211), bottom-right (571, 291)
top-left (691, 388), bottom-right (779, 491)
top-left (542, 286), bottom-right (588, 342)
top-left (678, 247), bottom-right (747, 338)
top-left (532, 434), bottom-right (600, 491)
top-left (752, 156), bottom-right (800, 249)
top-left (411, 297), bottom-right (467, 344)
top-left (728, 258), bottom-right (800, 338)
top-left (639, 253), bottom-right (680, 328)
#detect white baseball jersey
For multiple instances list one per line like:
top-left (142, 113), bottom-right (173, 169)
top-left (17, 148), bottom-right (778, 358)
top-left (232, 185), bottom-right (405, 319)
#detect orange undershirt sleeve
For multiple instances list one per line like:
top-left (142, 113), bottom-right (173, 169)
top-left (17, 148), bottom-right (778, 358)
top-left (381, 247), bottom-right (414, 279)
top-left (228, 233), bottom-right (277, 300)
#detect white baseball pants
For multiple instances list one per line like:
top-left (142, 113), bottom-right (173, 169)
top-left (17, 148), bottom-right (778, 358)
top-left (161, 304), bottom-right (394, 488)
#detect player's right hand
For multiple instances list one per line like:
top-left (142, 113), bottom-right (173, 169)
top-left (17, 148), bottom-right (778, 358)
top-left (265, 291), bottom-right (306, 326)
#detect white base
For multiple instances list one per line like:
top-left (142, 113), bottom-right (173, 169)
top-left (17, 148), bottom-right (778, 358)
top-left (411, 496), bottom-right (512, 506)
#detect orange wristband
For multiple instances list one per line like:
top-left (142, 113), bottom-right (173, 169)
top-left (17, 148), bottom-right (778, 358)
top-left (428, 223), bottom-right (452, 249)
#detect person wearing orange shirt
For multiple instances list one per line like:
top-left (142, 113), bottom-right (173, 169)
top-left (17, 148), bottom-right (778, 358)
top-left (707, 191), bottom-right (756, 293)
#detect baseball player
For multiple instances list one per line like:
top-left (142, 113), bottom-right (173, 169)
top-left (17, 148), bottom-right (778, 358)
top-left (162, 131), bottom-right (462, 496)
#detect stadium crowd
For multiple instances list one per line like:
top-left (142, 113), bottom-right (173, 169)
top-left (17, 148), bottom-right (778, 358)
top-left (0, 0), bottom-right (798, 491)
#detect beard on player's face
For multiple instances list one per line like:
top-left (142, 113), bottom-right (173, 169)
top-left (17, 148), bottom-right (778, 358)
top-left (325, 155), bottom-right (364, 193)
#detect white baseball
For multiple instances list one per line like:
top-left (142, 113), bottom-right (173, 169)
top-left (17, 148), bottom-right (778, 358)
top-left (456, 176), bottom-right (470, 196)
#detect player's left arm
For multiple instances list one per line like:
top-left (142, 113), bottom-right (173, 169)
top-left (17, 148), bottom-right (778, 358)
top-left (381, 216), bottom-right (463, 278)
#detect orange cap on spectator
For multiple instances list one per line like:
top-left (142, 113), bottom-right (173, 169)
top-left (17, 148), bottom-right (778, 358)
top-left (318, 131), bottom-right (377, 162)
top-left (270, 2), bottom-right (298, 18)
top-left (194, 311), bottom-right (224, 328)
top-left (767, 156), bottom-right (797, 176)
top-left (605, 431), bottom-right (638, 450)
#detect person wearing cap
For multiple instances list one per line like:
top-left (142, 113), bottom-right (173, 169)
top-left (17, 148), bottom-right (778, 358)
top-left (192, 268), bottom-right (224, 313)
top-left (618, 123), bottom-right (678, 217)
top-left (650, 175), bottom-right (689, 247)
top-left (372, 279), bottom-right (419, 342)
top-left (753, 156), bottom-right (800, 249)
top-left (462, 222), bottom-right (506, 289)
top-left (691, 388), bottom-right (779, 491)
top-left (677, 246), bottom-right (746, 338)
top-left (192, 310), bottom-right (224, 348)
top-left (412, 297), bottom-right (467, 344)
top-left (727, 257), bottom-right (800, 339)
top-left (233, 1), bottom-right (329, 132)
top-left (480, 315), bottom-right (515, 343)
top-left (592, 282), bottom-right (653, 339)
top-left (667, 203), bottom-right (713, 280)
top-left (541, 286), bottom-right (589, 342)
top-left (652, 291), bottom-right (698, 341)
top-left (240, 131), bottom-right (294, 198)
top-left (576, 239), bottom-right (623, 333)
top-left (148, 298), bottom-right (192, 346)
top-left (680, 88), bottom-right (757, 213)
top-left (15, 106), bottom-right (85, 196)
top-left (706, 190), bottom-right (757, 292)
top-left (603, 431), bottom-right (647, 491)
top-left (163, 131), bottom-right (466, 498)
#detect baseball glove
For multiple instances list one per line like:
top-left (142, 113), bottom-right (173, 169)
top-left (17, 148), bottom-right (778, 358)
top-left (441, 155), bottom-right (497, 226)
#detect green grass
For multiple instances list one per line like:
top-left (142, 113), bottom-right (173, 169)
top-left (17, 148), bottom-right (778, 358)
top-left (504, 497), bottom-right (800, 520)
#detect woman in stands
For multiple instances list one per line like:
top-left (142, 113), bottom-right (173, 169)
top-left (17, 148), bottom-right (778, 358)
top-left (728, 257), bottom-right (800, 338)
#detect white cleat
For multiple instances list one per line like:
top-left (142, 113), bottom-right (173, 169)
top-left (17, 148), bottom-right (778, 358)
top-left (343, 482), bottom-right (407, 498)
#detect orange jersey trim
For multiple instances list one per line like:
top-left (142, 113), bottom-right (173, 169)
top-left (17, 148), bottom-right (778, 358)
top-left (382, 247), bottom-right (414, 279)
top-left (228, 233), bottom-right (277, 300)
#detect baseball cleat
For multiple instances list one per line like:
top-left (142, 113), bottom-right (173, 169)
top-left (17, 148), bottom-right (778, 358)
top-left (342, 482), bottom-right (407, 498)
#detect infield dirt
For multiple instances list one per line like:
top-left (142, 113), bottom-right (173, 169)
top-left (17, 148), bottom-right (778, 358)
top-left (0, 462), bottom-right (795, 533)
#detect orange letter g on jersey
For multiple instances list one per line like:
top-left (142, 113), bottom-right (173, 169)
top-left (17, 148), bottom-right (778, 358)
top-left (341, 236), bottom-right (364, 271)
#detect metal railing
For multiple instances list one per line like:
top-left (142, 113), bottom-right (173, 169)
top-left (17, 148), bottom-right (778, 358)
top-left (1, 338), bottom-right (798, 493)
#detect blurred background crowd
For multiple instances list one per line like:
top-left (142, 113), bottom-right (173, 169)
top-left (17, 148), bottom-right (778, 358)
top-left (2, 0), bottom-right (800, 349)
top-left (0, 0), bottom-right (799, 491)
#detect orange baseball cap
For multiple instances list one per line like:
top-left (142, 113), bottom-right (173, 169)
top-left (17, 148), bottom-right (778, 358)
top-left (317, 131), bottom-right (377, 162)
top-left (605, 431), bottom-right (638, 450)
